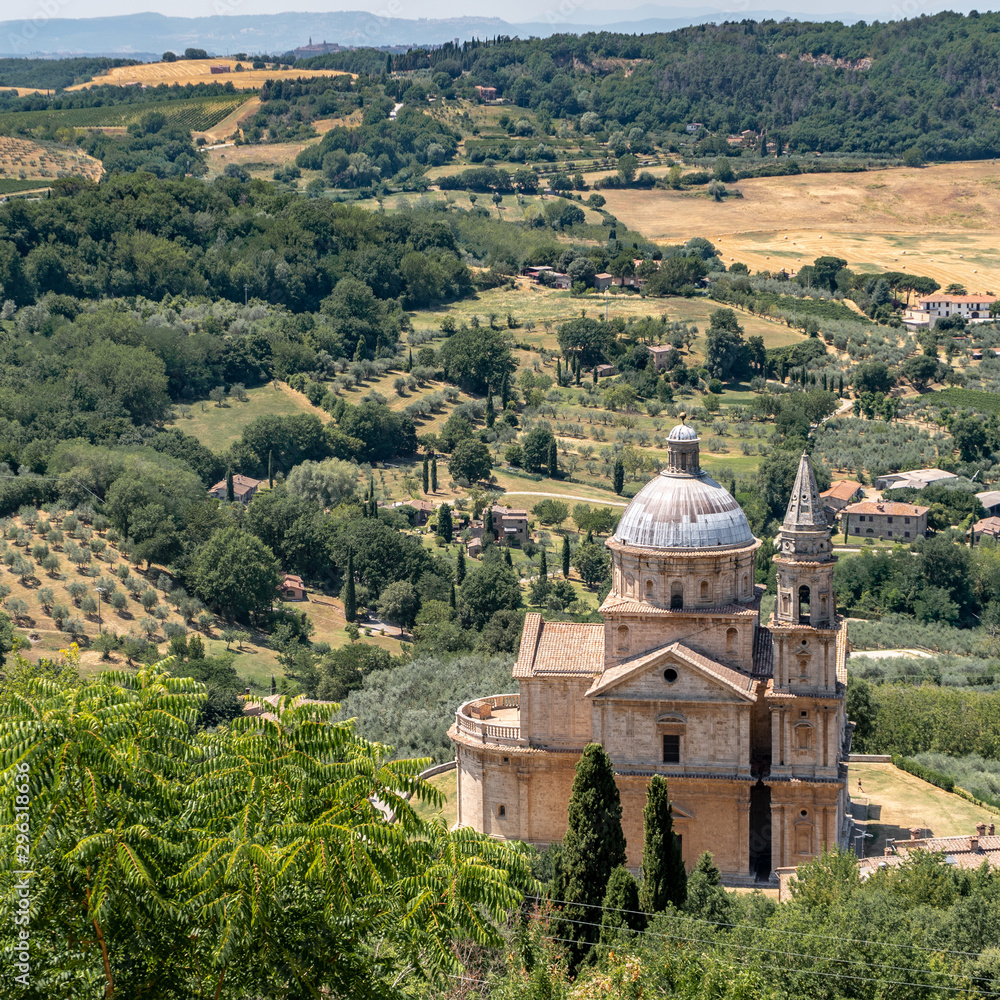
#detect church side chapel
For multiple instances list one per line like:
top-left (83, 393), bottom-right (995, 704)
top-left (450, 419), bottom-right (852, 883)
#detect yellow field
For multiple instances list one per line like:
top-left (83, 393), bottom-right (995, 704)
top-left (67, 60), bottom-right (353, 92)
top-left (204, 137), bottom-right (315, 177)
top-left (599, 160), bottom-right (1000, 294)
top-left (0, 135), bottom-right (103, 183)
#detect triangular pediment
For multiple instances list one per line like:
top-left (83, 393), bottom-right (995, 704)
top-left (585, 642), bottom-right (756, 702)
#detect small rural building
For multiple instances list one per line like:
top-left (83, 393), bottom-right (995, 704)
top-left (523, 265), bottom-right (553, 279)
top-left (595, 364), bottom-right (616, 378)
top-left (279, 574), bottom-right (307, 601)
top-left (819, 480), bottom-right (864, 523)
top-left (841, 500), bottom-right (929, 541)
top-left (466, 536), bottom-right (483, 557)
top-left (210, 65), bottom-right (231, 74)
top-left (490, 505), bottom-right (530, 545)
top-left (390, 499), bottom-right (435, 525)
top-left (594, 272), bottom-right (614, 292)
top-left (972, 516), bottom-right (1000, 543)
top-left (552, 272), bottom-right (572, 289)
top-left (474, 85), bottom-right (497, 101)
top-left (647, 345), bottom-right (676, 372)
top-left (777, 826), bottom-right (1000, 902)
top-left (875, 468), bottom-right (958, 491)
top-left (685, 122), bottom-right (704, 133)
top-left (208, 474), bottom-right (263, 504)
top-left (976, 490), bottom-right (1000, 517)
top-left (903, 294), bottom-right (997, 328)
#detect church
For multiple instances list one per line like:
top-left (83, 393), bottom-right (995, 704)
top-left (449, 419), bottom-right (852, 882)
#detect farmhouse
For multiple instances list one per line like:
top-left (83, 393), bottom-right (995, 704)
top-left (594, 272), bottom-right (614, 291)
top-left (474, 85), bottom-right (497, 101)
top-left (841, 500), bottom-right (928, 540)
top-left (208, 474), bottom-right (262, 504)
top-left (279, 574), bottom-right (307, 601)
top-left (903, 293), bottom-right (997, 328)
top-left (595, 363), bottom-right (617, 378)
top-left (976, 490), bottom-right (1000, 516)
top-left (972, 516), bottom-right (1000, 543)
top-left (490, 505), bottom-right (530, 545)
top-left (210, 65), bottom-right (231, 74)
top-left (875, 468), bottom-right (957, 490)
top-left (647, 345), bottom-right (676, 372)
top-left (820, 481), bottom-right (864, 523)
top-left (451, 426), bottom-right (851, 884)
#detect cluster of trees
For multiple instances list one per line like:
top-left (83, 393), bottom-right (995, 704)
top-left (834, 533), bottom-right (1000, 626)
top-left (0, 175), bottom-right (474, 312)
top-left (387, 13), bottom-right (1000, 160)
top-left (0, 653), bottom-right (532, 997)
top-left (0, 56), bottom-right (137, 91)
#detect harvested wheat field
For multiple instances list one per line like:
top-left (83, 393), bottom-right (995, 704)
top-left (67, 60), bottom-right (353, 91)
top-left (0, 135), bottom-right (103, 183)
top-left (600, 160), bottom-right (1000, 294)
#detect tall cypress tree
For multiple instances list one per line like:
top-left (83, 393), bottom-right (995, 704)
top-left (613, 458), bottom-right (625, 496)
top-left (639, 775), bottom-right (687, 913)
top-left (562, 535), bottom-right (571, 577)
top-left (550, 743), bottom-right (627, 971)
top-left (226, 469), bottom-right (234, 503)
top-left (344, 550), bottom-right (357, 622)
top-left (548, 439), bottom-right (559, 479)
top-left (422, 455), bottom-right (430, 493)
top-left (267, 450), bottom-right (273, 489)
top-left (437, 502), bottom-right (453, 543)
top-left (456, 548), bottom-right (466, 583)
top-left (503, 546), bottom-right (513, 567)
top-left (539, 548), bottom-right (547, 581)
top-left (431, 457), bottom-right (438, 493)
top-left (485, 393), bottom-right (496, 428)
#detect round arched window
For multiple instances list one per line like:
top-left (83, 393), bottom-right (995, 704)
top-left (664, 668), bottom-right (678, 683)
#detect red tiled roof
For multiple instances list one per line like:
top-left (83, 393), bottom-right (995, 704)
top-left (843, 501), bottom-right (928, 516)
top-left (918, 294), bottom-right (994, 304)
top-left (514, 613), bottom-right (605, 678)
top-left (974, 516), bottom-right (1000, 535)
top-left (821, 481), bottom-right (862, 502)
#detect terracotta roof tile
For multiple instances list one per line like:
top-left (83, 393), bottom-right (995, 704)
top-left (843, 501), bottom-right (929, 516)
top-left (600, 597), bottom-right (761, 618)
top-left (821, 481), bottom-right (862, 502)
top-left (513, 613), bottom-right (605, 678)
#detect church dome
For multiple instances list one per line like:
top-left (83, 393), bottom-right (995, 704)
top-left (611, 418), bottom-right (755, 550)
top-left (667, 422), bottom-right (699, 442)
top-left (612, 471), bottom-right (755, 550)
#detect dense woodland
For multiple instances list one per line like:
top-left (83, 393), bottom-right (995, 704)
top-left (307, 11), bottom-right (1000, 160)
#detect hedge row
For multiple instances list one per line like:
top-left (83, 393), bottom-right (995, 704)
top-left (892, 754), bottom-right (955, 792)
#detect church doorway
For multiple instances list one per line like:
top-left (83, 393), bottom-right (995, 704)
top-left (749, 781), bottom-right (772, 881)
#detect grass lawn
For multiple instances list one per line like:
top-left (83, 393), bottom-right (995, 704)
top-left (172, 384), bottom-right (322, 454)
top-left (412, 768), bottom-right (458, 827)
top-left (848, 762), bottom-right (1000, 857)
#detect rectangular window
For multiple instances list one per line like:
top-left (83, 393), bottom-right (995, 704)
top-left (904, 532), bottom-right (911, 538)
top-left (887, 531), bottom-right (893, 537)
top-left (662, 734), bottom-right (680, 764)
top-left (905, 517), bottom-right (910, 524)
top-left (887, 516), bottom-right (893, 524)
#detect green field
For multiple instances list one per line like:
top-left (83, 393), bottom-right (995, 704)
top-left (411, 768), bottom-right (458, 827)
top-left (932, 386), bottom-right (1000, 414)
top-left (172, 384), bottom-right (322, 455)
top-left (0, 95), bottom-right (250, 135)
top-left (0, 178), bottom-right (50, 194)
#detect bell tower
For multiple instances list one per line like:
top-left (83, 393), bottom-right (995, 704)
top-left (765, 451), bottom-right (849, 874)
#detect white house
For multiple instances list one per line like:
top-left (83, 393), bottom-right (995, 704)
top-left (904, 294), bottom-right (997, 328)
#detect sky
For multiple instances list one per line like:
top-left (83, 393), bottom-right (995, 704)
top-left (0, 0), bottom-right (985, 26)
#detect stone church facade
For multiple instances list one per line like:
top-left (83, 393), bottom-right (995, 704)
top-left (449, 421), bottom-right (852, 882)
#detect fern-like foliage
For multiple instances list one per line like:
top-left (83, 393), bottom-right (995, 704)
top-left (0, 658), bottom-right (535, 998)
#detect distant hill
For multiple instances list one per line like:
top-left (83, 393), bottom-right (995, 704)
top-left (0, 8), bottom-right (861, 58)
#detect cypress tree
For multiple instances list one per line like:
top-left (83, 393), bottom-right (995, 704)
top-left (449, 582), bottom-right (456, 608)
top-left (225, 469), bottom-right (234, 503)
top-left (422, 454), bottom-right (430, 493)
top-left (613, 458), bottom-right (625, 495)
top-left (539, 548), bottom-right (547, 581)
top-left (684, 852), bottom-right (729, 921)
top-left (556, 358), bottom-right (562, 383)
top-left (456, 547), bottom-right (466, 583)
top-left (639, 775), bottom-right (687, 913)
top-left (548, 439), bottom-right (559, 479)
top-left (575, 355), bottom-right (581, 385)
top-left (270, 674), bottom-right (276, 695)
top-left (599, 866), bottom-right (645, 947)
top-left (503, 546), bottom-right (513, 567)
top-left (500, 373), bottom-right (510, 408)
top-left (431, 457), bottom-right (438, 493)
top-left (406, 348), bottom-right (413, 372)
top-left (562, 535), bottom-right (571, 577)
top-left (344, 551), bottom-right (357, 621)
top-left (438, 502), bottom-right (453, 543)
top-left (485, 392), bottom-right (495, 428)
top-left (267, 450), bottom-right (273, 489)
top-left (550, 743), bottom-right (627, 970)
top-left (593, 366), bottom-right (598, 385)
